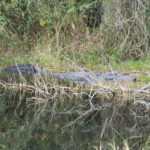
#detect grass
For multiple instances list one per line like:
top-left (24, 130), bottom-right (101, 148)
top-left (1, 46), bottom-right (150, 82)
top-left (0, 0), bottom-right (150, 149)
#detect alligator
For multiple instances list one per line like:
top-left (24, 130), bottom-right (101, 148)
top-left (2, 64), bottom-right (136, 84)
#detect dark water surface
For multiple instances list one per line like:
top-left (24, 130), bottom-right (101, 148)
top-left (0, 87), bottom-right (150, 150)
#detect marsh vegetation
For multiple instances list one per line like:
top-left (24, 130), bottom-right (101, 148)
top-left (0, 0), bottom-right (150, 149)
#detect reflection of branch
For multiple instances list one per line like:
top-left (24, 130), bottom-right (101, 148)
top-left (62, 108), bottom-right (94, 129)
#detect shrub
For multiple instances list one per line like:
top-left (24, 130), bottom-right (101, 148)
top-left (0, 0), bottom-right (55, 50)
top-left (100, 0), bottom-right (150, 60)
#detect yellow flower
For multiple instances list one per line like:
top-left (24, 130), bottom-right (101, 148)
top-left (40, 19), bottom-right (46, 26)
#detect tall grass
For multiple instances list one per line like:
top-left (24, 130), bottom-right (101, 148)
top-left (0, 0), bottom-right (150, 149)
top-left (0, 0), bottom-right (149, 59)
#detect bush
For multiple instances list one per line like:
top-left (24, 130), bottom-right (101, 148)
top-left (0, 0), bottom-right (103, 45)
top-left (100, 0), bottom-right (150, 60)
top-left (0, 0), bottom-right (150, 60)
top-left (0, 0), bottom-right (56, 50)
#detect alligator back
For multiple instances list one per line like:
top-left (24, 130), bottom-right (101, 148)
top-left (51, 72), bottom-right (98, 83)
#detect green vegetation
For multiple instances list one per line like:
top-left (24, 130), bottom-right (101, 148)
top-left (0, 0), bottom-right (150, 149)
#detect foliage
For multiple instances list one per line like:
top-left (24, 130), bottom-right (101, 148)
top-left (0, 0), bottom-right (104, 50)
top-left (0, 1), bottom-right (150, 149)
top-left (0, 0), bottom-right (149, 59)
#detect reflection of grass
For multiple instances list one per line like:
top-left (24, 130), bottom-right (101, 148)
top-left (0, 1), bottom-right (150, 149)
top-left (0, 81), bottom-right (149, 149)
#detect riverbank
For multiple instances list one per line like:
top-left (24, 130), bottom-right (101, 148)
top-left (0, 0), bottom-right (150, 149)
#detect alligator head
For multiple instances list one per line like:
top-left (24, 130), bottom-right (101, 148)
top-left (4, 64), bottom-right (43, 75)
